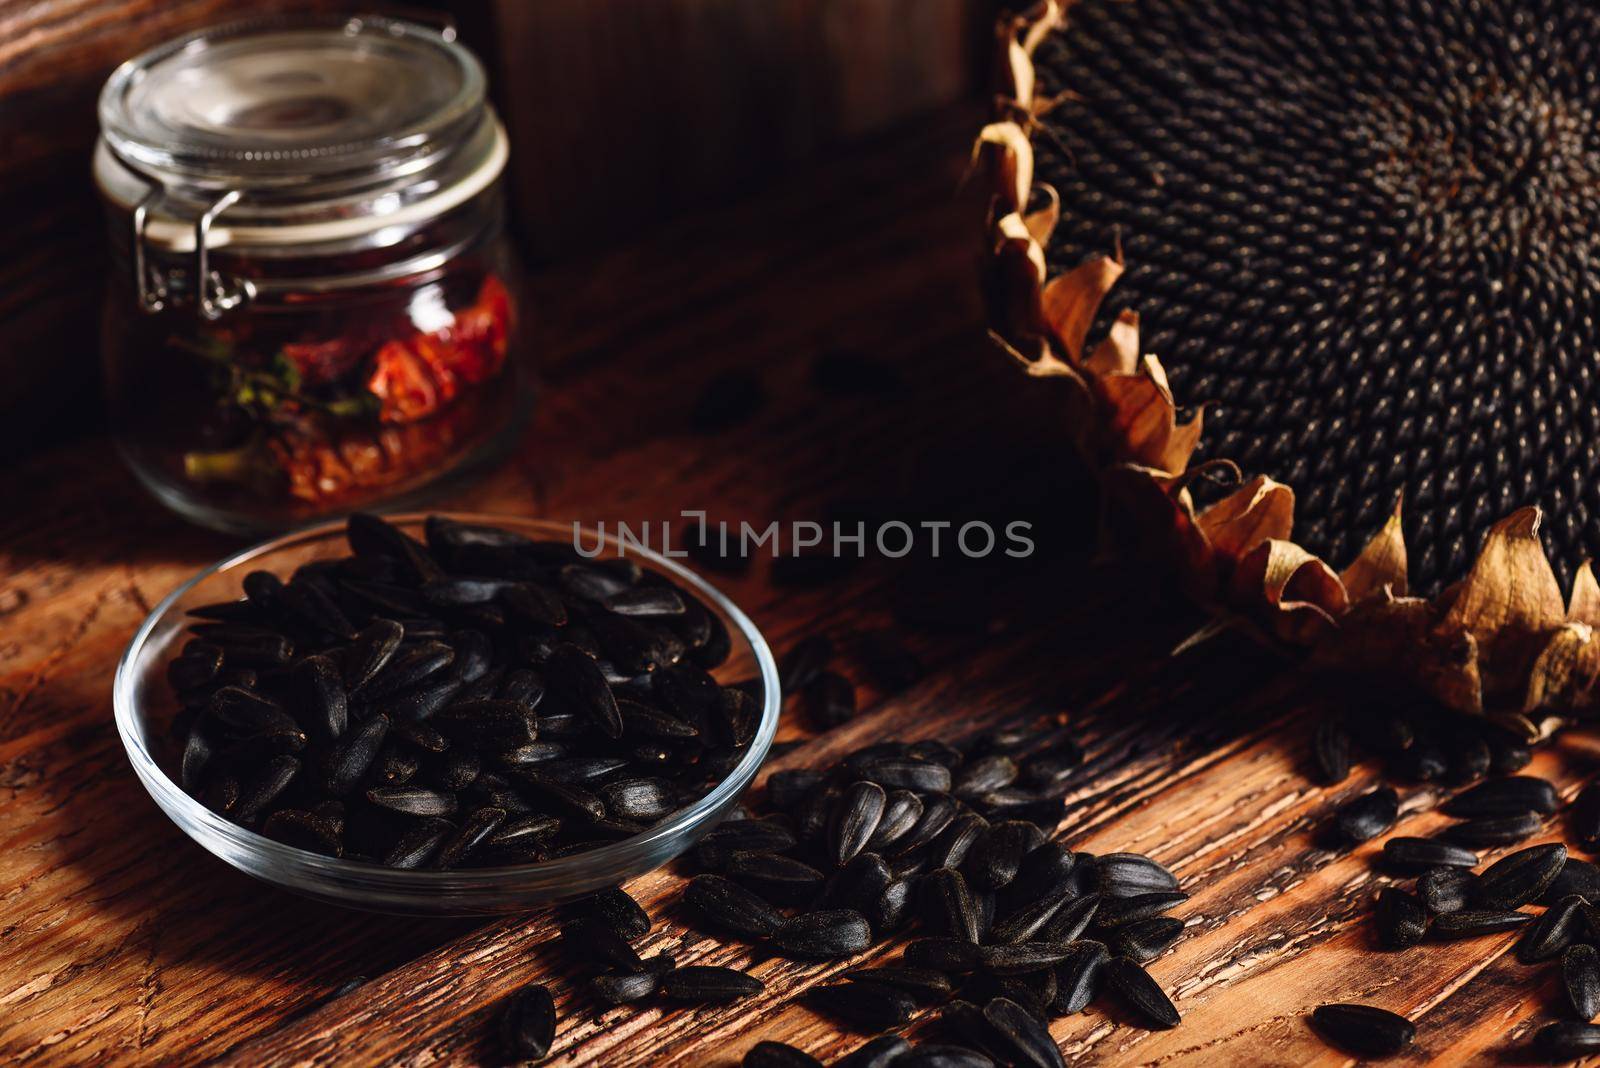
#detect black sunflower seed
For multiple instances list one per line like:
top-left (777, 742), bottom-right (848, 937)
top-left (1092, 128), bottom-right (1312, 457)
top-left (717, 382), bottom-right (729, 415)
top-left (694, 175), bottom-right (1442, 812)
top-left (1397, 742), bottom-right (1449, 783)
top-left (979, 941), bottom-right (1076, 976)
top-left (1381, 837), bottom-right (1479, 873)
top-left (590, 971), bottom-right (661, 1006)
top-left (807, 981), bottom-right (918, 1031)
top-left (602, 587), bottom-right (685, 618)
top-left (434, 699), bottom-right (535, 749)
top-left (832, 781), bottom-right (887, 867)
top-left (983, 996), bottom-right (1066, 1068)
top-left (1446, 736), bottom-right (1492, 784)
top-left (701, 818), bottom-right (798, 856)
top-left (1109, 916), bottom-right (1184, 962)
top-left (544, 644), bottom-right (623, 738)
top-left (384, 816), bottom-right (453, 869)
top-left (844, 966), bottom-right (954, 1004)
top-left (772, 909), bottom-right (872, 959)
top-left (1446, 811), bottom-right (1543, 846)
top-left (1334, 787), bottom-right (1399, 845)
top-left (867, 790), bottom-right (924, 853)
top-left (778, 635), bottom-right (834, 694)
top-left (1095, 853), bottom-right (1179, 897)
top-left (834, 1035), bottom-right (912, 1068)
top-left (928, 814), bottom-right (989, 871)
top-left (871, 877), bottom-right (916, 934)
top-left (989, 879), bottom-right (1080, 945)
top-left (499, 984), bottom-right (556, 1062)
top-left (361, 641), bottom-right (455, 701)
top-left (1051, 939), bottom-right (1109, 1016)
top-left (1103, 956), bottom-right (1180, 1029)
top-left (561, 917), bottom-right (645, 973)
top-left (725, 850), bottom-right (826, 903)
top-left (926, 867), bottom-right (982, 943)
top-left (954, 755), bottom-right (1020, 799)
top-left (513, 771), bottom-right (607, 821)
top-left (965, 821), bottom-right (1037, 891)
top-left (1472, 843), bottom-right (1567, 909)
top-left (1092, 891), bottom-right (1188, 930)
top-left (1443, 775), bottom-right (1560, 817)
top-left (1568, 944), bottom-right (1600, 1021)
top-left (1001, 842), bottom-right (1077, 908)
top-left (859, 758), bottom-right (953, 794)
top-left (1430, 908), bottom-right (1533, 939)
top-left (1312, 720), bottom-right (1352, 785)
top-left (767, 769), bottom-right (827, 813)
top-left (805, 671), bottom-right (858, 729)
top-left (1543, 859), bottom-right (1600, 905)
top-left (574, 886), bottom-right (651, 940)
top-left (823, 853), bottom-right (893, 914)
top-left (658, 965), bottom-right (764, 1003)
top-left (686, 874), bottom-right (787, 938)
top-left (366, 785), bottom-right (457, 818)
top-left (1038, 893), bottom-right (1102, 944)
top-left (1375, 887), bottom-right (1428, 949)
top-left (1574, 783), bottom-right (1600, 853)
top-left (1534, 1022), bottom-right (1600, 1061)
top-left (1521, 896), bottom-right (1586, 964)
top-left (234, 756), bottom-right (301, 825)
top-left (261, 809), bottom-right (342, 856)
top-left (292, 654), bottom-right (348, 740)
top-left (1418, 866), bottom-right (1477, 914)
top-left (435, 806), bottom-right (506, 868)
top-left (210, 687), bottom-right (297, 737)
top-left (600, 777), bottom-right (679, 822)
top-left (904, 937), bottom-right (983, 973)
top-left (1309, 1004), bottom-right (1414, 1058)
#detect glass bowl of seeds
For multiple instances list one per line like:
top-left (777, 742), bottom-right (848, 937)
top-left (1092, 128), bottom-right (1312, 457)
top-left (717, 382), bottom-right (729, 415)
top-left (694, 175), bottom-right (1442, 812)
top-left (113, 513), bottom-right (780, 914)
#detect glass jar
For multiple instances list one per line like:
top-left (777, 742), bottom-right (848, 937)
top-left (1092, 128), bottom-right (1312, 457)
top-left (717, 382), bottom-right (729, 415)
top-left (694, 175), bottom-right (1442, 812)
top-left (94, 14), bottom-right (531, 534)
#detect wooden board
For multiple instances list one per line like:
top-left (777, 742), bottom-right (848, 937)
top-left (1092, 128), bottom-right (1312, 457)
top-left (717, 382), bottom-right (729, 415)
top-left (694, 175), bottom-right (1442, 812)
top-left (0, 105), bottom-right (1585, 1066)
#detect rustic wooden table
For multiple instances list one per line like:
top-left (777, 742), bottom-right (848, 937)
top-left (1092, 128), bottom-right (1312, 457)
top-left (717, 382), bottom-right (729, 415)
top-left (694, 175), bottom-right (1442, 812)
top-left (1, 105), bottom-right (1586, 1066)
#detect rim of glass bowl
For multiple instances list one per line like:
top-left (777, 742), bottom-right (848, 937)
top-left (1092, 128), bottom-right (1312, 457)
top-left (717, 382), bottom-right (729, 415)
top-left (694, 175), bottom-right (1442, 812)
top-left (112, 513), bottom-right (780, 891)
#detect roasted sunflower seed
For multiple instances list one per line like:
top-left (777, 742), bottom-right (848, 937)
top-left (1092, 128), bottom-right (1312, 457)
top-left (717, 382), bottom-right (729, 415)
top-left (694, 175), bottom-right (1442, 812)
top-left (1309, 1003), bottom-right (1414, 1058)
top-left (499, 984), bottom-right (556, 1062)
top-left (1333, 787), bottom-right (1399, 845)
top-left (1103, 956), bottom-right (1180, 1029)
top-left (1519, 895), bottom-right (1586, 964)
top-left (771, 909), bottom-right (873, 960)
top-left (807, 981), bottom-right (917, 1031)
top-left (1442, 775), bottom-right (1560, 817)
top-left (658, 965), bottom-right (764, 1003)
top-left (1375, 887), bottom-right (1428, 949)
top-left (982, 996), bottom-right (1066, 1068)
top-left (1471, 843), bottom-right (1567, 910)
top-left (685, 874), bottom-right (787, 939)
top-left (1429, 908), bottom-right (1533, 939)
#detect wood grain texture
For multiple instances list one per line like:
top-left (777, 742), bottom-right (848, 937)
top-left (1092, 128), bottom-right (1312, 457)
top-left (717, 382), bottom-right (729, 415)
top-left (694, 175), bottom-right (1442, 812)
top-left (489, 0), bottom-right (989, 261)
top-left (0, 105), bottom-right (1590, 1066)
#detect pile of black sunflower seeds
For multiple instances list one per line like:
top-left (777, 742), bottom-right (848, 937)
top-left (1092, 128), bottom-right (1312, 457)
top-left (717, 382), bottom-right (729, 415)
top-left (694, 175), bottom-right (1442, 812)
top-left (165, 514), bottom-right (758, 868)
top-left (1315, 701), bottom-right (1600, 1062)
top-left (499, 639), bottom-right (1191, 1066)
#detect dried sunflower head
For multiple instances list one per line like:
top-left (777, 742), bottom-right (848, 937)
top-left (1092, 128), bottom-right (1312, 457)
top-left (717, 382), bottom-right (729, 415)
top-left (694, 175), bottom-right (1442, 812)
top-left (1030, 0), bottom-right (1600, 596)
top-left (983, 0), bottom-right (1600, 722)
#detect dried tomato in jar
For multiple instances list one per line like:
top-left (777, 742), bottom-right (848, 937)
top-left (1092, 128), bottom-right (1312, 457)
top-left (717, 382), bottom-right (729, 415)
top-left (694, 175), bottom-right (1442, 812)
top-left (95, 15), bottom-right (531, 533)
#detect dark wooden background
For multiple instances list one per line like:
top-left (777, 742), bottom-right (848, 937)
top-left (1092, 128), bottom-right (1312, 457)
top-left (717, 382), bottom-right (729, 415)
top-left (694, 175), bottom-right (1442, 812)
top-left (0, 0), bottom-right (992, 454)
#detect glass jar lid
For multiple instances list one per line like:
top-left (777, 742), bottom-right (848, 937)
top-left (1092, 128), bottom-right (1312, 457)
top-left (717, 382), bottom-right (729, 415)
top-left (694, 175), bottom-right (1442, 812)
top-left (95, 14), bottom-right (507, 315)
top-left (100, 13), bottom-right (484, 189)
top-left (95, 14), bottom-right (505, 256)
